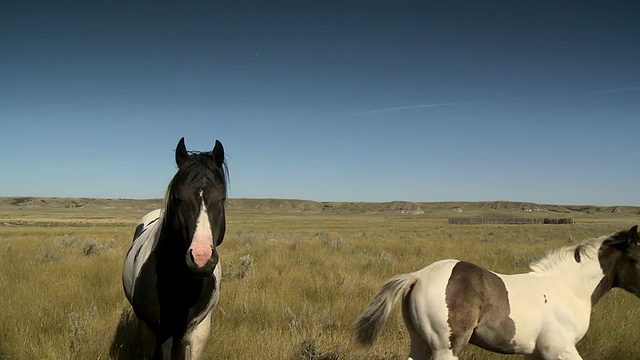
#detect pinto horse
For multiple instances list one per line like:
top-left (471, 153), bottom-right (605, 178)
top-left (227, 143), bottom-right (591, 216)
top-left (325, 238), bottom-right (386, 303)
top-left (123, 137), bottom-right (228, 359)
top-left (355, 226), bottom-right (640, 360)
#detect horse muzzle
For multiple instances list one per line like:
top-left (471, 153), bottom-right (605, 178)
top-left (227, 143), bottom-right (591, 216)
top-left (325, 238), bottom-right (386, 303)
top-left (186, 246), bottom-right (218, 276)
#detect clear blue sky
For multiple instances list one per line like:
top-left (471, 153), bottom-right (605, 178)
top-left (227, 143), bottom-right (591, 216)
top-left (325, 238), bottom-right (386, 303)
top-left (2, 1), bottom-right (639, 205)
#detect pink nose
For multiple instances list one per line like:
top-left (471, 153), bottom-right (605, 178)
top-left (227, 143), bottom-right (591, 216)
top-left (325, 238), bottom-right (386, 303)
top-left (190, 244), bottom-right (213, 268)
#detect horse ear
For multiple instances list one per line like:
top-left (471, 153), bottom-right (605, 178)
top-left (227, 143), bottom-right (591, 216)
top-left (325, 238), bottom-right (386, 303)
top-left (212, 140), bottom-right (224, 168)
top-left (175, 137), bottom-right (189, 167)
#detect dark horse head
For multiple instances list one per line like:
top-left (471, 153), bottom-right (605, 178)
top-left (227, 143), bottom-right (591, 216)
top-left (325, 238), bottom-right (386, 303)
top-left (162, 137), bottom-right (228, 277)
top-left (594, 225), bottom-right (640, 303)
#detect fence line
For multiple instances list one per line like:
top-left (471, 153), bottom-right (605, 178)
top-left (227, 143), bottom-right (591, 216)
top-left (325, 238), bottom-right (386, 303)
top-left (448, 218), bottom-right (573, 225)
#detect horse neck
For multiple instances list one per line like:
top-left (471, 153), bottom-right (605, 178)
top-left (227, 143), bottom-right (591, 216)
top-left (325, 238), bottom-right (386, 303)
top-left (544, 256), bottom-right (610, 306)
top-left (590, 246), bottom-right (623, 306)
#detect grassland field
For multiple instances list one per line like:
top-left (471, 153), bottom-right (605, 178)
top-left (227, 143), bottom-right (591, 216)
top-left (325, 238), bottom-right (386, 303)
top-left (1, 197), bottom-right (639, 359)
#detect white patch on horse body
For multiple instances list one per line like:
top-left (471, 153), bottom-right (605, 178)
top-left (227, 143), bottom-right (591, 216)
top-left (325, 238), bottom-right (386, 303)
top-left (407, 260), bottom-right (459, 350)
top-left (498, 237), bottom-right (608, 356)
top-left (190, 190), bottom-right (214, 268)
top-left (123, 208), bottom-right (163, 301)
top-left (184, 300), bottom-right (214, 359)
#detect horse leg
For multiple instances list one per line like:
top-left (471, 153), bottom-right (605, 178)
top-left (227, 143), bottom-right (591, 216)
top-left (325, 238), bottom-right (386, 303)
top-left (431, 350), bottom-right (459, 360)
top-left (524, 354), bottom-right (544, 360)
top-left (158, 338), bottom-right (173, 360)
top-left (405, 327), bottom-right (456, 360)
top-left (171, 311), bottom-right (212, 360)
top-left (542, 346), bottom-right (583, 360)
top-left (450, 326), bottom-right (474, 358)
top-left (406, 327), bottom-right (460, 360)
top-left (402, 304), bottom-right (460, 360)
top-left (186, 311), bottom-right (212, 360)
top-left (169, 338), bottom-right (191, 360)
top-left (138, 321), bottom-right (173, 360)
top-left (138, 320), bottom-right (157, 359)
top-left (419, 319), bottom-right (471, 360)
top-left (406, 325), bottom-right (432, 360)
top-left (427, 329), bottom-right (471, 360)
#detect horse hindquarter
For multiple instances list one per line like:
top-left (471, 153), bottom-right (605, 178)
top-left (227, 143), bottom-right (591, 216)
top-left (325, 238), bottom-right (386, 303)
top-left (404, 260), bottom-right (462, 357)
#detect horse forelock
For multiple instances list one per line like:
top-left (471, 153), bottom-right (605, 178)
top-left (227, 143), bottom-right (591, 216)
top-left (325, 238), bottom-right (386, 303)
top-left (528, 235), bottom-right (608, 273)
top-left (162, 152), bottom-right (228, 213)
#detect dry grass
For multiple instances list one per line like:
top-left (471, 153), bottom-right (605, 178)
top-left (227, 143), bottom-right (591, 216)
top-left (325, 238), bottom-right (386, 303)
top-left (0, 206), bottom-right (639, 359)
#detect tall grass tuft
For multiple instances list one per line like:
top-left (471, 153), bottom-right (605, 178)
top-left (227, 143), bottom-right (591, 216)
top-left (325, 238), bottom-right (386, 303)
top-left (68, 305), bottom-right (96, 355)
top-left (297, 338), bottom-right (341, 360)
top-left (82, 239), bottom-right (99, 256)
top-left (225, 253), bottom-right (255, 279)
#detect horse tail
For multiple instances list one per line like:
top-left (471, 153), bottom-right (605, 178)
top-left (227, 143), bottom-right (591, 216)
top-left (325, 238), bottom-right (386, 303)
top-left (353, 272), bottom-right (419, 348)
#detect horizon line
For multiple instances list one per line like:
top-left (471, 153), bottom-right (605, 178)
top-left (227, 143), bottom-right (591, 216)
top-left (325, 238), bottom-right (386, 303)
top-left (0, 195), bottom-right (636, 207)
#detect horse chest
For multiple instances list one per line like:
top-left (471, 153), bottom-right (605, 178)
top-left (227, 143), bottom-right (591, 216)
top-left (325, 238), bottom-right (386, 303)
top-left (131, 255), bottom-right (218, 330)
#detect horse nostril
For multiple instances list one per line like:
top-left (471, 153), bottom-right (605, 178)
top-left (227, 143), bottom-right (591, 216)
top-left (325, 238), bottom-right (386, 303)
top-left (189, 245), bottom-right (213, 268)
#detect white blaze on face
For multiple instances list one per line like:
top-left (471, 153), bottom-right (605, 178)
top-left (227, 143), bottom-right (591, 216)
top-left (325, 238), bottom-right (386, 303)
top-left (190, 190), bottom-right (213, 268)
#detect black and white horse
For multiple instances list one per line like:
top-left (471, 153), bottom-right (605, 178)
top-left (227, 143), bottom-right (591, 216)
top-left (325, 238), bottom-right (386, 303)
top-left (123, 137), bottom-right (228, 359)
top-left (355, 226), bottom-right (640, 360)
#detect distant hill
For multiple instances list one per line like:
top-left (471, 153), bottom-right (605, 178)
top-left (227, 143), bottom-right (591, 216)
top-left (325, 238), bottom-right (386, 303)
top-left (1, 197), bottom-right (639, 218)
top-left (0, 197), bottom-right (162, 212)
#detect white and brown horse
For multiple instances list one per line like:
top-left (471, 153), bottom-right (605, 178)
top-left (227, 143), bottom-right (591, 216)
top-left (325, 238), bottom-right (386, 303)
top-left (355, 226), bottom-right (640, 360)
top-left (123, 137), bottom-right (228, 359)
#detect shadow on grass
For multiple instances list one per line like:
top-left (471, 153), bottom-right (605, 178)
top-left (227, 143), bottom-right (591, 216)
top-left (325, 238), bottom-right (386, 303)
top-left (109, 307), bottom-right (145, 359)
